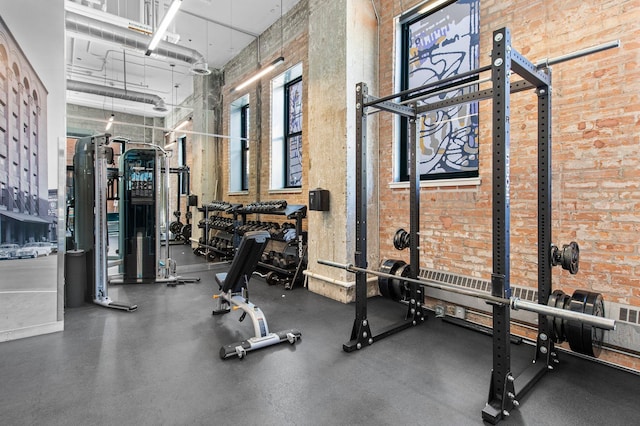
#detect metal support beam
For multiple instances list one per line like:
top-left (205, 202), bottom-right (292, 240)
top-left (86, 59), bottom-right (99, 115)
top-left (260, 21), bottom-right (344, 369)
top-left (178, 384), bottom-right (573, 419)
top-left (483, 27), bottom-right (514, 424)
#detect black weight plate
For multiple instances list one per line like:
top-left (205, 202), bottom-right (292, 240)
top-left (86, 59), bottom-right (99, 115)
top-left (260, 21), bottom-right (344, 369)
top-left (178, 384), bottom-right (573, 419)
top-left (547, 290), bottom-right (565, 343)
top-left (562, 242), bottom-right (580, 274)
top-left (567, 290), bottom-right (589, 354)
top-left (561, 294), bottom-right (572, 342)
top-left (582, 292), bottom-right (605, 357)
top-left (556, 293), bottom-right (570, 343)
top-left (379, 259), bottom-right (404, 299)
top-left (547, 290), bottom-right (562, 341)
top-left (391, 263), bottom-right (410, 302)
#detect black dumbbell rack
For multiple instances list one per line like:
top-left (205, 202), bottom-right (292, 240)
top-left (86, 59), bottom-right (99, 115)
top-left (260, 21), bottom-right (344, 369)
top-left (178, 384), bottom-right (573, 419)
top-left (236, 203), bottom-right (308, 290)
top-left (195, 201), bottom-right (242, 260)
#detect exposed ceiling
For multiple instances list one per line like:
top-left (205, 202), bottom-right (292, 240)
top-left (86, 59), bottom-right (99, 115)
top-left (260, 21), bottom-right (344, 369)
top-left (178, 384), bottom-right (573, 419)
top-left (65, 0), bottom-right (300, 121)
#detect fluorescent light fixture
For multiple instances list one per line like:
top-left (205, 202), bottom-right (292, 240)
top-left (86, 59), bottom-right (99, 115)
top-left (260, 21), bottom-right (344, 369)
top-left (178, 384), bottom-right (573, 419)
top-left (174, 117), bottom-right (191, 132)
top-left (145, 0), bottom-right (183, 56)
top-left (417, 0), bottom-right (449, 15)
top-left (234, 57), bottom-right (285, 92)
top-left (105, 114), bottom-right (114, 131)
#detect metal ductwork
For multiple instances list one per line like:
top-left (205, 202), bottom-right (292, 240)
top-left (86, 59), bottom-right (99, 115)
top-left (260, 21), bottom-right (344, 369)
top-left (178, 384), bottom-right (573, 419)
top-left (65, 10), bottom-right (211, 75)
top-left (67, 79), bottom-right (168, 112)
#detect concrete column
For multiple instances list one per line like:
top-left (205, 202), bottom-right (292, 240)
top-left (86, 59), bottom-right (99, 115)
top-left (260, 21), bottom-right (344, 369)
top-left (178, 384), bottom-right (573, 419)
top-left (306, 0), bottom-right (379, 302)
top-left (190, 70), bottom-right (223, 206)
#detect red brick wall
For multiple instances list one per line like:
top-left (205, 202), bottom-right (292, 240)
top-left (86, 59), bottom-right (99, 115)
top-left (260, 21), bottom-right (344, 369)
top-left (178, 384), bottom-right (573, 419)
top-left (375, 0), bottom-right (640, 295)
top-left (374, 0), bottom-right (640, 367)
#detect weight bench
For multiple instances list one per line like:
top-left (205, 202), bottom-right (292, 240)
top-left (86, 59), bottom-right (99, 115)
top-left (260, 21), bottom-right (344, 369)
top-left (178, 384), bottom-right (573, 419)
top-left (212, 230), bottom-right (301, 359)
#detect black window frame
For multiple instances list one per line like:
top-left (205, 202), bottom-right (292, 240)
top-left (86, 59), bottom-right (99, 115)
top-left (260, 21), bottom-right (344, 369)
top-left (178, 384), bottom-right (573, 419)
top-left (240, 104), bottom-right (250, 191)
top-left (284, 76), bottom-right (302, 188)
top-left (399, 0), bottom-right (480, 182)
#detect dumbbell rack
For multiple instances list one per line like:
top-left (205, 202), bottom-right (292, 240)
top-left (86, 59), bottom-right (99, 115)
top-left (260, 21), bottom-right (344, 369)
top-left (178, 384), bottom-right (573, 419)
top-left (236, 203), bottom-right (308, 290)
top-left (195, 201), bottom-right (242, 260)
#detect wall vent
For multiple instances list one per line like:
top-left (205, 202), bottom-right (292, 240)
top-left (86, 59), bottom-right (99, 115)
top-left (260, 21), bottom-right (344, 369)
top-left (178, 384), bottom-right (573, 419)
top-left (619, 307), bottom-right (639, 325)
top-left (416, 267), bottom-right (639, 352)
top-left (418, 268), bottom-right (537, 302)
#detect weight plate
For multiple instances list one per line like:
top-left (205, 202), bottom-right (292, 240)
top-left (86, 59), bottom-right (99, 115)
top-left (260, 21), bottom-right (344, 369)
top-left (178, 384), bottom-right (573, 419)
top-left (567, 290), bottom-right (589, 355)
top-left (581, 292), bottom-right (605, 357)
top-left (379, 259), bottom-right (404, 299)
top-left (181, 224), bottom-right (192, 240)
top-left (391, 263), bottom-right (410, 302)
top-left (556, 293), bottom-right (571, 343)
top-left (547, 290), bottom-right (565, 342)
top-left (561, 294), bottom-right (572, 342)
top-left (562, 242), bottom-right (580, 274)
top-left (266, 271), bottom-right (277, 286)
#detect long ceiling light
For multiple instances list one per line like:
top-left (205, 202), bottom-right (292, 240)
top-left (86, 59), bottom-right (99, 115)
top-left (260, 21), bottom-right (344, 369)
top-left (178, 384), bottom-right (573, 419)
top-left (105, 113), bottom-right (115, 131)
top-left (174, 117), bottom-right (191, 131)
top-left (234, 57), bottom-right (285, 92)
top-left (145, 0), bottom-right (183, 56)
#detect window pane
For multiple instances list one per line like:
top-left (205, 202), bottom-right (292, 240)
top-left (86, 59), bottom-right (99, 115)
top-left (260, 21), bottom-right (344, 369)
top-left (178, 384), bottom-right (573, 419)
top-left (406, 0), bottom-right (479, 178)
top-left (287, 134), bottom-right (302, 187)
top-left (288, 80), bottom-right (302, 134)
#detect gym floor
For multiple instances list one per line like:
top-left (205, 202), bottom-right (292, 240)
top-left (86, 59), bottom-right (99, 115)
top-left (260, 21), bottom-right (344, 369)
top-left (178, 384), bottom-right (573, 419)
top-left (1, 247), bottom-right (639, 425)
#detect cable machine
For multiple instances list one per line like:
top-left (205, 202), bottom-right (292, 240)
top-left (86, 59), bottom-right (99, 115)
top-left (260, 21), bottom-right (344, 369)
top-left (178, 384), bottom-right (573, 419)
top-left (119, 148), bottom-right (158, 282)
top-left (73, 134), bottom-right (137, 311)
top-left (111, 143), bottom-right (200, 286)
top-left (319, 27), bottom-right (619, 423)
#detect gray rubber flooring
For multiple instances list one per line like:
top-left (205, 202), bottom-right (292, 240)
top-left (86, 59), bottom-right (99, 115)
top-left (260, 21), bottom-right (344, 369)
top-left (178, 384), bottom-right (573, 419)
top-left (1, 250), bottom-right (639, 425)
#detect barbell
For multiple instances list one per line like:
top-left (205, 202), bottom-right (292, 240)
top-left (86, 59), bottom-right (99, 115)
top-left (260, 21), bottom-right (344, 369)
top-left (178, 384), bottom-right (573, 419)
top-left (317, 258), bottom-right (615, 333)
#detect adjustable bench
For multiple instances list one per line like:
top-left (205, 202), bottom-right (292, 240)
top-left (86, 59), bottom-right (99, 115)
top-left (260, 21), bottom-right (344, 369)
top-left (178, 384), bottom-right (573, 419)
top-left (212, 230), bottom-right (301, 359)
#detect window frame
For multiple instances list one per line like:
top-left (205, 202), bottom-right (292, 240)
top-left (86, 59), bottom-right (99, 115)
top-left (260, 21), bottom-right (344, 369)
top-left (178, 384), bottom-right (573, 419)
top-left (240, 104), bottom-right (250, 191)
top-left (398, 0), bottom-right (480, 183)
top-left (228, 94), bottom-right (250, 194)
top-left (284, 76), bottom-right (302, 188)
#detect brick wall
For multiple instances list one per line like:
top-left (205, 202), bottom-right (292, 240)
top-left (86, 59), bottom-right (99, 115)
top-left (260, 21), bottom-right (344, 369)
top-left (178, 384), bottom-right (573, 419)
top-left (220, 0), bottom-right (310, 227)
top-left (374, 0), bottom-right (640, 366)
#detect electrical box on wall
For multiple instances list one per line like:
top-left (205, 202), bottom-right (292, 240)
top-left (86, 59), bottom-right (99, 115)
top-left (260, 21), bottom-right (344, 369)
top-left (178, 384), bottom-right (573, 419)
top-left (188, 194), bottom-right (198, 207)
top-left (309, 188), bottom-right (330, 211)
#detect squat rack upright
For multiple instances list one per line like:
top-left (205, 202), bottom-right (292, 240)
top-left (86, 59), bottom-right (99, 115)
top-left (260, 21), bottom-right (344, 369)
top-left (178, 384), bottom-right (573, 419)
top-left (320, 27), bottom-right (619, 423)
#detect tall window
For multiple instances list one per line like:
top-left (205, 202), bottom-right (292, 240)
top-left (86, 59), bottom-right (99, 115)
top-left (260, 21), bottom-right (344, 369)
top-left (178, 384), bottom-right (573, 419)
top-left (229, 94), bottom-right (250, 193)
top-left (399, 0), bottom-right (480, 181)
top-left (177, 136), bottom-right (188, 195)
top-left (270, 63), bottom-right (303, 190)
top-left (240, 105), bottom-right (250, 191)
top-left (285, 78), bottom-right (302, 188)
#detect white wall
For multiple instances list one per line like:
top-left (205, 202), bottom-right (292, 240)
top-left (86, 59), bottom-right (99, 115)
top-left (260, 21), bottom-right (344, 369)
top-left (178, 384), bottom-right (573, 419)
top-left (0, 0), bottom-right (66, 338)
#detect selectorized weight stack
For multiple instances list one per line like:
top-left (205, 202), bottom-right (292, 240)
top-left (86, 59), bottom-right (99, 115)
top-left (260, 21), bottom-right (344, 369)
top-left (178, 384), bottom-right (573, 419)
top-left (120, 149), bottom-right (158, 282)
top-left (318, 27), bottom-right (619, 424)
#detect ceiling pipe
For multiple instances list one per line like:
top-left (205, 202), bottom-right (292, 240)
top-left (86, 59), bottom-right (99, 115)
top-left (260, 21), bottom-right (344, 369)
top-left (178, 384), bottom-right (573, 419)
top-left (65, 9), bottom-right (211, 75)
top-left (67, 79), bottom-right (168, 112)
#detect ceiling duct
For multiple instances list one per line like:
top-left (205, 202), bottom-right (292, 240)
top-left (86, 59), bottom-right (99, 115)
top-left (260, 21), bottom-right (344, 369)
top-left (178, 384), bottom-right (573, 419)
top-left (67, 79), bottom-right (168, 112)
top-left (65, 9), bottom-right (211, 75)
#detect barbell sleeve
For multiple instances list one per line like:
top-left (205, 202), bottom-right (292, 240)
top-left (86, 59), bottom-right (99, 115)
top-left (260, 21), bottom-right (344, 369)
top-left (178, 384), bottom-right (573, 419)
top-left (511, 298), bottom-right (615, 331)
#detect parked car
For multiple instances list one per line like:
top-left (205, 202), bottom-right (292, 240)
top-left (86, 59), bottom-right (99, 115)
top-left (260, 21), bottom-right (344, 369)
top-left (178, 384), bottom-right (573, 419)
top-left (15, 242), bottom-right (52, 259)
top-left (0, 243), bottom-right (20, 260)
